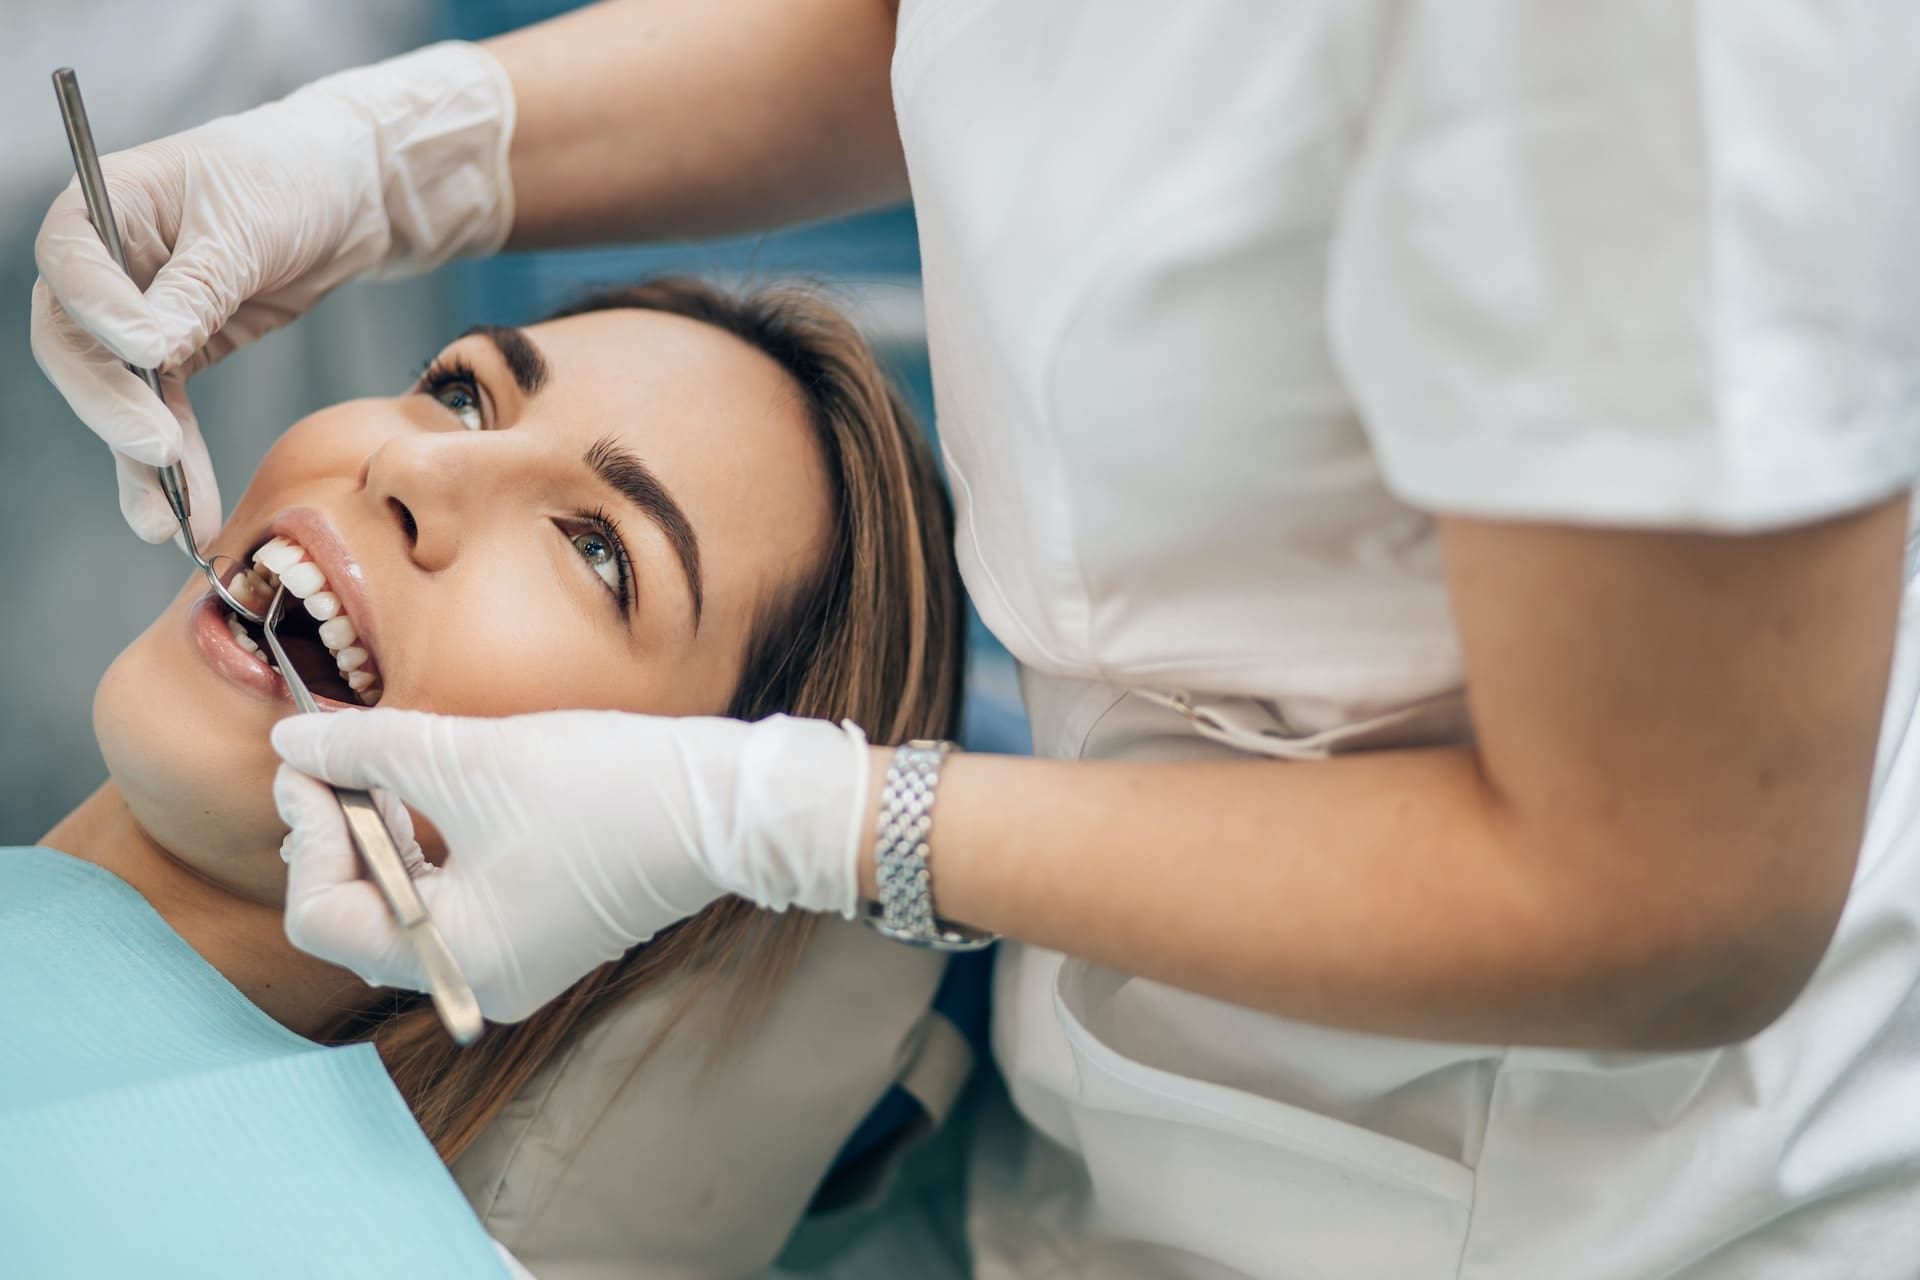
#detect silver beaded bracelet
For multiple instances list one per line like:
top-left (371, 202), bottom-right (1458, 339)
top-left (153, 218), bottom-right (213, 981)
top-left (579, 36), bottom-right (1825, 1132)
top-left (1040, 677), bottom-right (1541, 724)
top-left (862, 739), bottom-right (998, 952)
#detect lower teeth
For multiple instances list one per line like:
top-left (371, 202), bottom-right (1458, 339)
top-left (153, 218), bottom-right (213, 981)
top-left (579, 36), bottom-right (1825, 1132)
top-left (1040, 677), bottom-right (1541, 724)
top-left (229, 551), bottom-right (386, 706)
top-left (225, 613), bottom-right (264, 658)
top-left (224, 606), bottom-right (381, 706)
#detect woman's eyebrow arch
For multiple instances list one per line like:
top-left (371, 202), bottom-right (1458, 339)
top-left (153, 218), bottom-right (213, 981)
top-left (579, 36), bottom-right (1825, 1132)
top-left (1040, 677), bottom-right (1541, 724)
top-left (585, 434), bottom-right (704, 630)
top-left (458, 323), bottom-right (549, 395)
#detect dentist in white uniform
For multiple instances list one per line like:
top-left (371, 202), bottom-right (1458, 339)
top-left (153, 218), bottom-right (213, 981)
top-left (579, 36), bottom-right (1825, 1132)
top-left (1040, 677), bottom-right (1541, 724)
top-left (34, 3), bottom-right (1920, 1275)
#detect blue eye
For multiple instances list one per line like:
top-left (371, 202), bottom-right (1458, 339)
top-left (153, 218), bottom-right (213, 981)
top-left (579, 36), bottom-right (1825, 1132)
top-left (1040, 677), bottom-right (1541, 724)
top-left (418, 358), bottom-right (485, 430)
top-left (433, 382), bottom-right (483, 431)
top-left (571, 530), bottom-right (621, 594)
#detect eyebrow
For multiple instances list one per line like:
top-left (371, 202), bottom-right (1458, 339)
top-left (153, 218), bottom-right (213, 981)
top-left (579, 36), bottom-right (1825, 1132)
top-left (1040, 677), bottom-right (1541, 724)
top-left (450, 324), bottom-right (701, 628)
top-left (460, 323), bottom-right (549, 395)
top-left (585, 435), bottom-right (705, 629)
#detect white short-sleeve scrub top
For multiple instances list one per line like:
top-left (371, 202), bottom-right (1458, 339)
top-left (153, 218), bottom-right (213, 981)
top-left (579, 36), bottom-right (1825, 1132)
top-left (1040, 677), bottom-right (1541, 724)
top-left (890, 2), bottom-right (1920, 1276)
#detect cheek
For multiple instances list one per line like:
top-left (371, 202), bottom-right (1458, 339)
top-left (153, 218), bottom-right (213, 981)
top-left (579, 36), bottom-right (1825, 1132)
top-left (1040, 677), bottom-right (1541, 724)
top-left (398, 581), bottom-right (736, 719)
top-left (94, 602), bottom-right (291, 902)
top-left (223, 405), bottom-right (395, 531)
top-left (80, 407), bottom-right (398, 900)
top-left (402, 612), bottom-right (672, 717)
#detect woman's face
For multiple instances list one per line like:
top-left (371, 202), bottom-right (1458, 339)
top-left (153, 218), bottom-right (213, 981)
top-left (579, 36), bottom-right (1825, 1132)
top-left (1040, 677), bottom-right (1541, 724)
top-left (97, 307), bottom-right (833, 902)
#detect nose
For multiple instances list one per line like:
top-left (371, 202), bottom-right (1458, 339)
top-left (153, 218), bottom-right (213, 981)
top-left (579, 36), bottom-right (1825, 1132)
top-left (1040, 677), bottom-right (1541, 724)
top-left (360, 432), bottom-right (516, 571)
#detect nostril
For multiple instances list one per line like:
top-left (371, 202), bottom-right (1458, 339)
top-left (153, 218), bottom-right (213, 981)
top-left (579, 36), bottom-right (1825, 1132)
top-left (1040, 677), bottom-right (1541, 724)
top-left (389, 498), bottom-right (418, 547)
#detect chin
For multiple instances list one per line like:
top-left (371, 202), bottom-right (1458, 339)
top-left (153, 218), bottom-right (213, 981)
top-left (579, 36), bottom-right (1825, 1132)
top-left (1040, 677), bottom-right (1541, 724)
top-left (93, 580), bottom-right (295, 907)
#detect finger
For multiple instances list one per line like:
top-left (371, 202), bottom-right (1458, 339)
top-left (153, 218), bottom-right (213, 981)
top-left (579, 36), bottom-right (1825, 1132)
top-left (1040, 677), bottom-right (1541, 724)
top-left (271, 708), bottom-right (457, 808)
top-left (34, 183), bottom-right (168, 369)
top-left (277, 771), bottom-right (423, 867)
top-left (32, 280), bottom-right (182, 467)
top-left (366, 786), bottom-right (435, 879)
top-left (196, 296), bottom-right (305, 376)
top-left (274, 764), bottom-right (427, 990)
top-left (161, 378), bottom-right (224, 549)
top-left (146, 236), bottom-right (253, 374)
top-left (113, 454), bottom-right (182, 545)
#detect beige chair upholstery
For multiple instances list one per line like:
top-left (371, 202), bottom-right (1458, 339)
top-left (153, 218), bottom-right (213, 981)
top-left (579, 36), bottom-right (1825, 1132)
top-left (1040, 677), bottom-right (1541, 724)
top-left (452, 916), bottom-right (959, 1279)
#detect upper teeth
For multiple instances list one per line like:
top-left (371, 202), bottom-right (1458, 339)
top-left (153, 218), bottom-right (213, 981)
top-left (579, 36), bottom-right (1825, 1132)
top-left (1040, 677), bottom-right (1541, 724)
top-left (229, 534), bottom-right (383, 706)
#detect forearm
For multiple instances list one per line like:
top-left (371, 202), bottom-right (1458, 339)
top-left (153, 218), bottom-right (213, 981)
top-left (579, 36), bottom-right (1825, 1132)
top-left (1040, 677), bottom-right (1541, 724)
top-left (486, 0), bottom-right (907, 247)
top-left (855, 507), bottom-right (1906, 1053)
top-left (861, 742), bottom-right (1850, 1053)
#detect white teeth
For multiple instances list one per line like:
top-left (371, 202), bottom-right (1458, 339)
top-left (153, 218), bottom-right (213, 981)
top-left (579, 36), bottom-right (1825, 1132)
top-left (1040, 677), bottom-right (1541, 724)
top-left (280, 561), bottom-right (326, 598)
top-left (226, 569), bottom-right (269, 609)
top-left (251, 535), bottom-right (330, 597)
top-left (224, 613), bottom-right (263, 658)
top-left (243, 532), bottom-right (381, 701)
top-left (252, 537), bottom-right (303, 575)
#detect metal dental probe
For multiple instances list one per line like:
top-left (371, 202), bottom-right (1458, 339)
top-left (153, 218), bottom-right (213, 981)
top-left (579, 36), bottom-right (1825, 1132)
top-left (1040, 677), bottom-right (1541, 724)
top-left (52, 68), bottom-right (267, 626)
top-left (54, 68), bottom-right (480, 1046)
top-left (262, 584), bottom-right (484, 1046)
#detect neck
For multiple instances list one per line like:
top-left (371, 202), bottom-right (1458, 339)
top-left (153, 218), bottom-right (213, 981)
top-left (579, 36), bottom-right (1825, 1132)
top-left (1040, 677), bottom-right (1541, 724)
top-left (41, 782), bottom-right (376, 1039)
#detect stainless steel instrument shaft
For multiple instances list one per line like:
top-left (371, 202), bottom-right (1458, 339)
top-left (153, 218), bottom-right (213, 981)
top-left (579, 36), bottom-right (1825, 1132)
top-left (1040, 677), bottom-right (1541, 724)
top-left (262, 585), bottom-right (483, 1046)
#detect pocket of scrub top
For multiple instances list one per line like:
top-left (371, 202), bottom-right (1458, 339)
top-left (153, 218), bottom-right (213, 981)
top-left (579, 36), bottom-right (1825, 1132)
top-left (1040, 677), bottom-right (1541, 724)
top-left (1136, 687), bottom-right (1473, 763)
top-left (1053, 961), bottom-right (1474, 1280)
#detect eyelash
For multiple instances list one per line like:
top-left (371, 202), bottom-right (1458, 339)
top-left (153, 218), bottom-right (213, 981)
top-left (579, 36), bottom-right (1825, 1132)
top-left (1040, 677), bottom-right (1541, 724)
top-left (414, 356), bottom-right (635, 616)
top-left (579, 504), bottom-right (636, 614)
top-left (417, 357), bottom-right (484, 425)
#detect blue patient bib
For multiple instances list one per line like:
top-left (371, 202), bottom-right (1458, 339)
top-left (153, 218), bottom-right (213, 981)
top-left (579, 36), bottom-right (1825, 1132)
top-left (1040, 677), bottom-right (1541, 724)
top-left (0, 847), bottom-right (508, 1279)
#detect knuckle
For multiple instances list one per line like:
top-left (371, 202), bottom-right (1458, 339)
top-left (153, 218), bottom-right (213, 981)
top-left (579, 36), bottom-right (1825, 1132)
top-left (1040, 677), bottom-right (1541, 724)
top-left (27, 288), bottom-right (77, 361)
top-left (26, 315), bottom-right (60, 370)
top-left (33, 192), bottom-right (85, 261)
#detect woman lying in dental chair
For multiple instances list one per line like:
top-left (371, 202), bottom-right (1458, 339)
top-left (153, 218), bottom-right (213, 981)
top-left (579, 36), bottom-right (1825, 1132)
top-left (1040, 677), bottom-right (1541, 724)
top-left (1, 277), bottom-right (969, 1279)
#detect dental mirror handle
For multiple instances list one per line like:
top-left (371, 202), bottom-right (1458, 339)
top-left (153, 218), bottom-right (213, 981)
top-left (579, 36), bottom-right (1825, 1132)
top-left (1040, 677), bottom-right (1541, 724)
top-left (262, 587), bottom-right (485, 1047)
top-left (51, 67), bottom-right (193, 534)
top-left (337, 787), bottom-right (486, 1047)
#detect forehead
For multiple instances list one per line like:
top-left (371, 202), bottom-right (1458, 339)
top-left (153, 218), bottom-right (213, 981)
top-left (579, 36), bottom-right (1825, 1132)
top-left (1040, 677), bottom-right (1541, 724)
top-left (520, 307), bottom-right (804, 435)
top-left (503, 306), bottom-right (832, 637)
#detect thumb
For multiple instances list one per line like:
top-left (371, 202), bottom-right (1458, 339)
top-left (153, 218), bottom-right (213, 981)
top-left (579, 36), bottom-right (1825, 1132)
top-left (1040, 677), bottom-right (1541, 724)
top-left (274, 764), bottom-right (423, 989)
top-left (162, 380), bottom-right (224, 549)
top-left (114, 454), bottom-right (186, 545)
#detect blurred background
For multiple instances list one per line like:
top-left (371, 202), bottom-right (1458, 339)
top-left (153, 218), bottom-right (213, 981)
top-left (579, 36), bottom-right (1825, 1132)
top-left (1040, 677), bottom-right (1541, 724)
top-left (2, 0), bottom-right (1027, 843)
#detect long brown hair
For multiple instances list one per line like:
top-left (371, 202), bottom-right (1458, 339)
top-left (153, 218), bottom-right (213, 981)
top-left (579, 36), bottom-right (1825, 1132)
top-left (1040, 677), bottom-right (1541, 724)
top-left (331, 277), bottom-right (966, 1160)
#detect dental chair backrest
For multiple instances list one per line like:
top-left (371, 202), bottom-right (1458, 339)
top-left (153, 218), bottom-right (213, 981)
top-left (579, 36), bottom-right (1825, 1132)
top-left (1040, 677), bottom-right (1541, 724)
top-left (450, 915), bottom-right (969, 1279)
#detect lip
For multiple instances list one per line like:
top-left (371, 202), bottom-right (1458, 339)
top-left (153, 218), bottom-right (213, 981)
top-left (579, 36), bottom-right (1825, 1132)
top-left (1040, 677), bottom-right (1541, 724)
top-left (185, 505), bottom-right (386, 709)
top-left (188, 590), bottom-right (360, 709)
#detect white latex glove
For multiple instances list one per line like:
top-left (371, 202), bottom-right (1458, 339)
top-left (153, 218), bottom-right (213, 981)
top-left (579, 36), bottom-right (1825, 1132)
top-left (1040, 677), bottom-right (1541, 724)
top-left (276, 771), bottom-right (433, 883)
top-left (30, 41), bottom-right (514, 545)
top-left (271, 709), bottom-right (872, 1023)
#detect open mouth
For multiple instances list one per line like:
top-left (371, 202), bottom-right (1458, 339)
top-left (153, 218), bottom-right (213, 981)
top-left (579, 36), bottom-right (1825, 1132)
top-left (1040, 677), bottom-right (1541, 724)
top-left (221, 535), bottom-right (385, 707)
